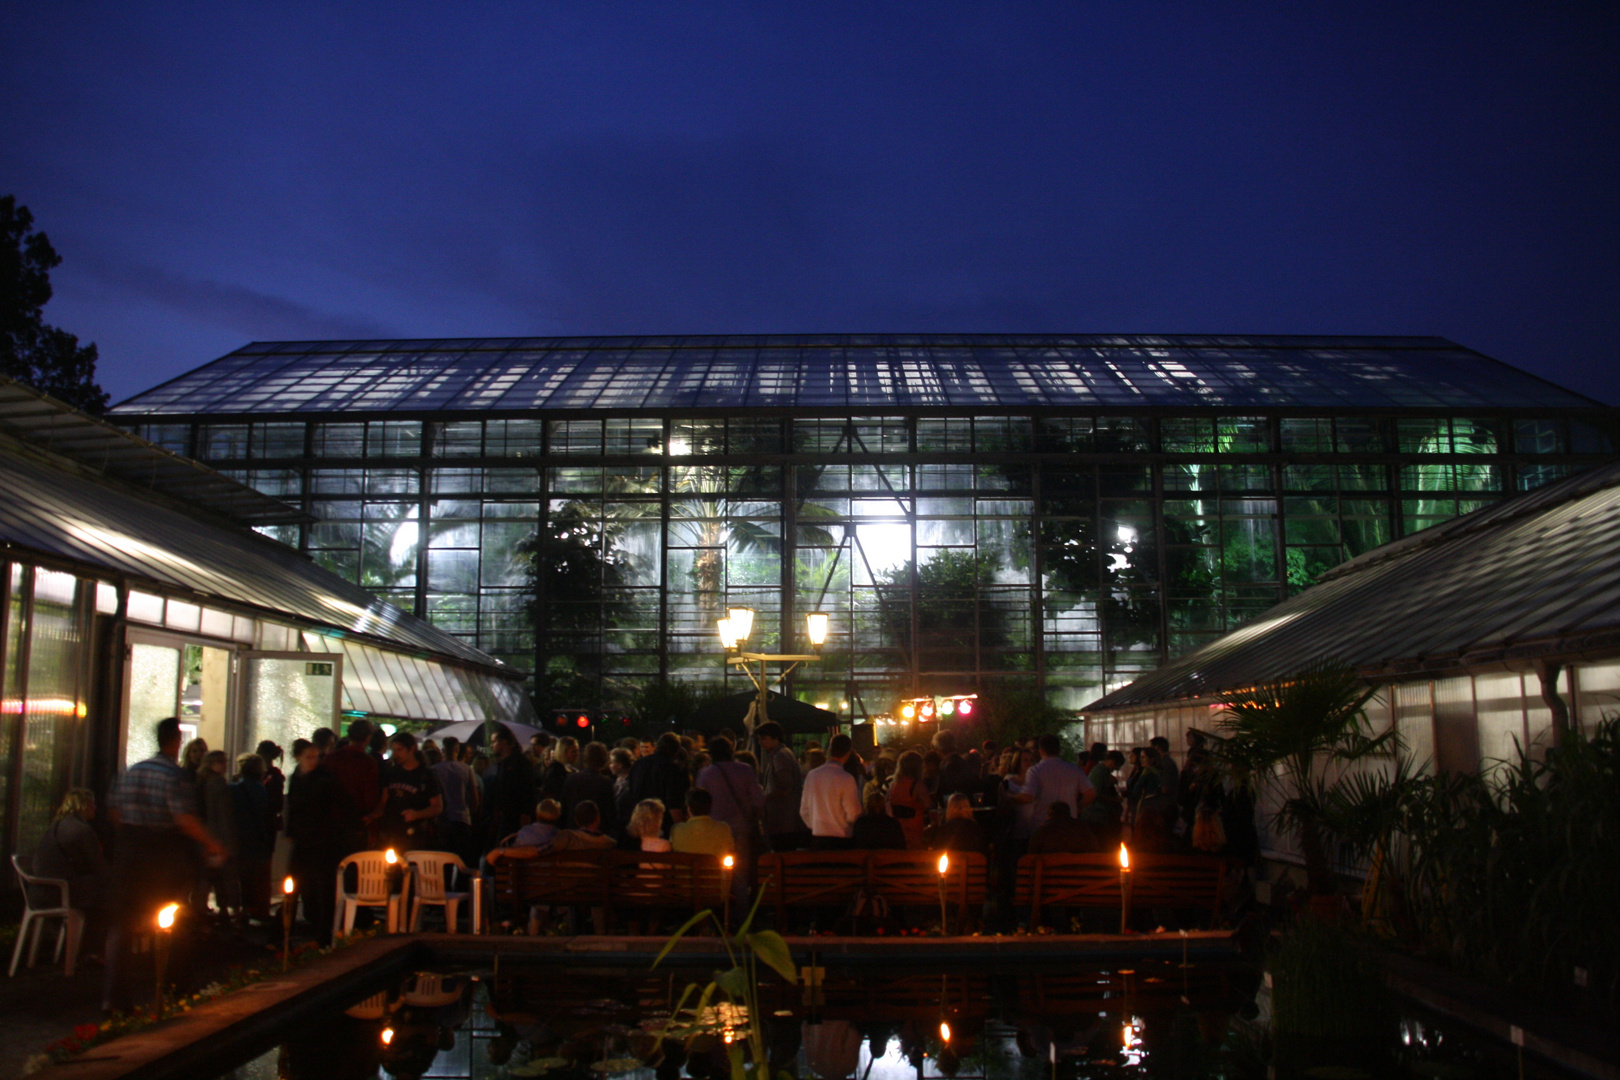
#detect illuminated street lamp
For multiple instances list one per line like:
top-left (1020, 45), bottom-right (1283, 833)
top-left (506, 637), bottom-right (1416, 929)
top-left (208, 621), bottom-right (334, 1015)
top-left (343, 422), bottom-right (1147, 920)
top-left (805, 611), bottom-right (830, 650)
top-left (717, 610), bottom-right (831, 735)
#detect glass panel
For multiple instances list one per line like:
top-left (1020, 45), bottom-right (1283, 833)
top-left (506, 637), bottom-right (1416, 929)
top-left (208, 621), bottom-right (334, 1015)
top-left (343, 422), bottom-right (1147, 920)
top-left (199, 424), bottom-right (249, 460)
top-left (126, 643), bottom-right (180, 768)
top-left (1217, 416), bottom-right (1270, 453)
top-left (250, 422), bottom-right (306, 459)
top-left (1334, 418), bottom-right (1384, 454)
top-left (1514, 418), bottom-right (1562, 455)
top-left (1280, 418), bottom-right (1333, 452)
top-left (434, 421), bottom-right (484, 456)
top-left (366, 420), bottom-right (423, 458)
top-left (19, 571), bottom-right (84, 854)
top-left (242, 656), bottom-right (336, 760)
top-left (312, 423), bottom-right (364, 458)
top-left (1569, 420), bottom-right (1612, 454)
top-left (1160, 417), bottom-right (1215, 453)
top-left (1, 566), bottom-right (23, 848)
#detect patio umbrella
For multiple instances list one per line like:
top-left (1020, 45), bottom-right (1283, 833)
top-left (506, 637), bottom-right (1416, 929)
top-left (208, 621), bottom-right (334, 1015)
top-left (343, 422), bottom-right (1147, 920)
top-left (691, 690), bottom-right (839, 735)
top-left (428, 719), bottom-right (543, 747)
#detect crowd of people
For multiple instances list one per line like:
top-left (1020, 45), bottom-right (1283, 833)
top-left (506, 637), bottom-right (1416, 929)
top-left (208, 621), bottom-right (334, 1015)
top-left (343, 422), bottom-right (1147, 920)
top-left (41, 713), bottom-right (1258, 1012)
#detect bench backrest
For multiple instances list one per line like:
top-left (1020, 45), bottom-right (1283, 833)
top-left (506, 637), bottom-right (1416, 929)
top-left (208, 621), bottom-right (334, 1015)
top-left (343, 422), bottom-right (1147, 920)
top-left (494, 849), bottom-right (725, 911)
top-left (757, 850), bottom-right (988, 919)
top-left (1013, 852), bottom-right (1223, 925)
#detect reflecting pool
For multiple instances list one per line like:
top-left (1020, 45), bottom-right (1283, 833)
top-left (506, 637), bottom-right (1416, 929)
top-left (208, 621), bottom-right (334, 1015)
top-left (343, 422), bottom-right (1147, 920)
top-left (211, 959), bottom-right (1574, 1080)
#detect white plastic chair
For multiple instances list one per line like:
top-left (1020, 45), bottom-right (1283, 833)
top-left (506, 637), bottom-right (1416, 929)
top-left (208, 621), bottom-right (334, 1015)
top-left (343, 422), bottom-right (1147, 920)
top-left (405, 851), bottom-right (472, 933)
top-left (9, 855), bottom-right (84, 977)
top-left (333, 851), bottom-right (410, 937)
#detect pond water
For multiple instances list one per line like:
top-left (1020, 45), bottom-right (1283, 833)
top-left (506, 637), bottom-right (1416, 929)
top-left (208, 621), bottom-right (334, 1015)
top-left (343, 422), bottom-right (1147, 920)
top-left (210, 958), bottom-right (1572, 1080)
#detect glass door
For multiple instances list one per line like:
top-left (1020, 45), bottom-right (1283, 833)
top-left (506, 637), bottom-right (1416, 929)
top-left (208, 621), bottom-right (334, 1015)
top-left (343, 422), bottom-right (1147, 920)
top-left (238, 651), bottom-right (343, 758)
top-left (122, 632), bottom-right (237, 769)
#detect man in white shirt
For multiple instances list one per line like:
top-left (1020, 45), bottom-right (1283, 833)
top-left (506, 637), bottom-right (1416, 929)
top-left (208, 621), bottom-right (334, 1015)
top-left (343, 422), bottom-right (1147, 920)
top-left (1013, 734), bottom-right (1095, 823)
top-left (799, 733), bottom-right (862, 849)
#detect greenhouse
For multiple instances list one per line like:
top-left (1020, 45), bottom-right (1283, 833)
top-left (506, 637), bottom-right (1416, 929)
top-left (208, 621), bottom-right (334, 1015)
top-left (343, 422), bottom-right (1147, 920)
top-left (109, 334), bottom-right (1619, 715)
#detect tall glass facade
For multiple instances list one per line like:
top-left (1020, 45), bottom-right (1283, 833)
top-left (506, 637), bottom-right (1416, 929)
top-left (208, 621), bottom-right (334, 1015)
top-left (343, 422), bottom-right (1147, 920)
top-left (112, 335), bottom-right (1619, 713)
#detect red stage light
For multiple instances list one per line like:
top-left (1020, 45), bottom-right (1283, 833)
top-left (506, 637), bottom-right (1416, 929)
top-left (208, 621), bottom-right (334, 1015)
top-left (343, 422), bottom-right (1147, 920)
top-left (576, 715), bottom-right (589, 728)
top-left (957, 699), bottom-right (973, 716)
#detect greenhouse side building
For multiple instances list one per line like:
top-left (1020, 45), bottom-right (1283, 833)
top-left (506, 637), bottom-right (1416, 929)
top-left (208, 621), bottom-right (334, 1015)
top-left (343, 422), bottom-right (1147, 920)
top-left (0, 376), bottom-right (532, 865)
top-left (107, 334), bottom-right (1619, 719)
top-left (1081, 460), bottom-right (1620, 773)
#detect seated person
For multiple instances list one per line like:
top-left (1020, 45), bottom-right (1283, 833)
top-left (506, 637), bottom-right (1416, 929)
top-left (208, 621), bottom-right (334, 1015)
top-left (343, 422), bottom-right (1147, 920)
top-left (1027, 801), bottom-right (1100, 854)
top-left (851, 791), bottom-right (906, 850)
top-left (626, 798), bottom-right (672, 853)
top-left (921, 793), bottom-right (988, 855)
top-left (511, 799), bottom-right (563, 849)
top-left (31, 788), bottom-right (111, 961)
top-left (549, 800), bottom-right (616, 850)
top-left (670, 788), bottom-right (733, 857)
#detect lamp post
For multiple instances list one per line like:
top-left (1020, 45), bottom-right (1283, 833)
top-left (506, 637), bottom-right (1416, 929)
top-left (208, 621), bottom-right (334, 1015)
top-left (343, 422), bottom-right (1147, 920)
top-left (1118, 843), bottom-right (1132, 935)
top-left (937, 853), bottom-right (950, 935)
top-left (282, 877), bottom-right (296, 971)
top-left (155, 902), bottom-right (179, 1009)
top-left (719, 609), bottom-right (831, 734)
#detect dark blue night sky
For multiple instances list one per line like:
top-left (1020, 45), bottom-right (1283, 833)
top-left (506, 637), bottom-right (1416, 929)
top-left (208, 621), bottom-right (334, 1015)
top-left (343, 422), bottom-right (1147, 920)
top-left (3, 3), bottom-right (1616, 404)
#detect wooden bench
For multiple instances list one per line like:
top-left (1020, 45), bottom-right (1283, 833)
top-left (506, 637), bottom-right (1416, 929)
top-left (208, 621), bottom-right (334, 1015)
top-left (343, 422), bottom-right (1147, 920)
top-left (756, 850), bottom-right (987, 928)
top-left (1012, 852), bottom-right (1223, 929)
top-left (491, 849), bottom-right (726, 929)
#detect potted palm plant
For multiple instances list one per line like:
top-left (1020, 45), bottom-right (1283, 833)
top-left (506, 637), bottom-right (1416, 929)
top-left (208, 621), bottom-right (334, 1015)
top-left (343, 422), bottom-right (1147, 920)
top-left (1199, 660), bottom-right (1394, 903)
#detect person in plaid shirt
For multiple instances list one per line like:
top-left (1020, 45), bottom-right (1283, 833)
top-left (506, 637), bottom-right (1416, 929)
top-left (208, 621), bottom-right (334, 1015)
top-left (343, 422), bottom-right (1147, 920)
top-left (102, 716), bottom-right (225, 1013)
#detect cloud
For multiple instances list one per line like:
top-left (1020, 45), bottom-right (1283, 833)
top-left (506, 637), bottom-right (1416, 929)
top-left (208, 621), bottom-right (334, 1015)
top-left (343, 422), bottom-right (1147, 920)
top-left (77, 256), bottom-right (396, 342)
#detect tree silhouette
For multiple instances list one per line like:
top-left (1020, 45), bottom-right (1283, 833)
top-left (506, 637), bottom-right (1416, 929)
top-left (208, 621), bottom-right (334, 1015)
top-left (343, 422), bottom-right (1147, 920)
top-left (1, 196), bottom-right (109, 413)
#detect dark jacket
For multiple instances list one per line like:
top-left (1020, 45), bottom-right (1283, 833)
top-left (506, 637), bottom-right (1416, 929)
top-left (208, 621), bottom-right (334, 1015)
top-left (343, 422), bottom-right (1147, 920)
top-left (922, 817), bottom-right (988, 855)
top-left (489, 752), bottom-right (537, 838)
top-left (561, 769), bottom-right (619, 835)
top-left (851, 812), bottom-right (907, 851)
top-left (627, 751), bottom-right (690, 828)
top-left (286, 765), bottom-right (353, 861)
top-left (1027, 815), bottom-right (1099, 855)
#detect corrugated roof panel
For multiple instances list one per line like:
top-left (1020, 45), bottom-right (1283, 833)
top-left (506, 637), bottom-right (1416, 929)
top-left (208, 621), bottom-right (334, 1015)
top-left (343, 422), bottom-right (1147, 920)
top-left (0, 451), bottom-right (521, 680)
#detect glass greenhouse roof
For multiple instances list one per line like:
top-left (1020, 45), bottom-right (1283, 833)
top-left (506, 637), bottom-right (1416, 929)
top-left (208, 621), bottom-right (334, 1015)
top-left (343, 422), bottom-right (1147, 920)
top-left (1083, 460), bottom-right (1620, 712)
top-left (111, 335), bottom-right (1600, 416)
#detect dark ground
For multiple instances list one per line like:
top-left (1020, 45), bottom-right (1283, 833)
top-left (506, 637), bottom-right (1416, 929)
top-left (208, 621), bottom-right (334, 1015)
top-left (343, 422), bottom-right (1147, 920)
top-left (0, 916), bottom-right (314, 1079)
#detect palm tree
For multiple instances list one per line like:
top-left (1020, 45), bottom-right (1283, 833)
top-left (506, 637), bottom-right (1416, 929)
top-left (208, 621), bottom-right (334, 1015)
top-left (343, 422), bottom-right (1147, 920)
top-left (1201, 660), bottom-right (1393, 895)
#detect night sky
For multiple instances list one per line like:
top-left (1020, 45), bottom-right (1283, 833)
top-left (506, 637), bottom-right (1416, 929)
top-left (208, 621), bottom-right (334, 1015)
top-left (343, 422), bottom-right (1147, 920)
top-left (3, 4), bottom-right (1616, 405)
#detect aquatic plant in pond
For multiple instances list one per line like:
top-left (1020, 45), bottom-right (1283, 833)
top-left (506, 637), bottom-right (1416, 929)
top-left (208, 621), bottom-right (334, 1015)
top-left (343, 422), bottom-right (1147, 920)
top-left (652, 887), bottom-right (799, 1080)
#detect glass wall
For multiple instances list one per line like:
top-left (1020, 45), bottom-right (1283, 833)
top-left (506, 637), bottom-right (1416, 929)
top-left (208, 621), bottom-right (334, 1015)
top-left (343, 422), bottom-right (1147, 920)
top-left (1, 564), bottom-right (92, 861)
top-left (151, 410), bottom-right (1613, 712)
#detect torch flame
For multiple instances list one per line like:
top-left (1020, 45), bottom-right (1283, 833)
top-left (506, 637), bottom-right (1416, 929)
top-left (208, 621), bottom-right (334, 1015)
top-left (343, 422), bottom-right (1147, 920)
top-left (722, 854), bottom-right (735, 870)
top-left (937, 853), bottom-right (950, 875)
top-left (939, 1021), bottom-right (952, 1043)
top-left (156, 902), bottom-right (179, 930)
top-left (1118, 843), bottom-right (1130, 870)
top-left (283, 876), bottom-right (296, 895)
top-left (381, 1027), bottom-right (394, 1046)
top-left (384, 848), bottom-right (398, 865)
